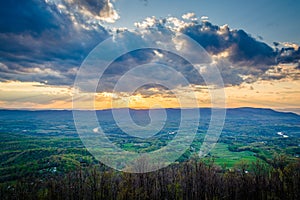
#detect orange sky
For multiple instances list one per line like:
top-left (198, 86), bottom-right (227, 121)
top-left (1, 75), bottom-right (299, 114)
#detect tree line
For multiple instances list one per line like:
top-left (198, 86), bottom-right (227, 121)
top-left (0, 156), bottom-right (299, 200)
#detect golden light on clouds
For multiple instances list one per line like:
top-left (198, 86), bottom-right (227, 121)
top-left (0, 78), bottom-right (299, 113)
top-left (0, 81), bottom-right (73, 109)
top-left (94, 92), bottom-right (181, 109)
top-left (224, 78), bottom-right (300, 110)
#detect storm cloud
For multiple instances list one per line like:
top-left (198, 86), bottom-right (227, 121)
top-left (181, 22), bottom-right (276, 68)
top-left (0, 0), bottom-right (110, 85)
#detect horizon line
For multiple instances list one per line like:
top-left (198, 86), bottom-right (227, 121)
top-left (0, 106), bottom-right (299, 114)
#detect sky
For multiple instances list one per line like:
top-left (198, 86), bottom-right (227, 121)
top-left (0, 0), bottom-right (299, 113)
top-left (114, 0), bottom-right (300, 44)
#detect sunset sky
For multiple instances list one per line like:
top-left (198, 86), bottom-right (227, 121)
top-left (0, 0), bottom-right (299, 113)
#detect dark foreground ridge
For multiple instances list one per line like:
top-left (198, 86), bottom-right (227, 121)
top-left (1, 159), bottom-right (300, 200)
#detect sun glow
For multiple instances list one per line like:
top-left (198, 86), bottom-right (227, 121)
top-left (0, 78), bottom-right (299, 114)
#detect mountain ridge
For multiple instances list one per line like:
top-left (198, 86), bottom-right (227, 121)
top-left (0, 107), bottom-right (299, 117)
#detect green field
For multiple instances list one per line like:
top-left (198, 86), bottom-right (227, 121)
top-left (204, 143), bottom-right (262, 168)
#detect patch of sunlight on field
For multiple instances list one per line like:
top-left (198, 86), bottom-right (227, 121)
top-left (205, 143), bottom-right (259, 168)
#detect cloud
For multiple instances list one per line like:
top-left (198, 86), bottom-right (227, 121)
top-left (200, 16), bottom-right (209, 21)
top-left (0, 0), bottom-right (60, 35)
top-left (45, 0), bottom-right (120, 25)
top-left (0, 81), bottom-right (72, 108)
top-left (181, 21), bottom-right (276, 69)
top-left (131, 15), bottom-right (300, 86)
top-left (91, 27), bottom-right (210, 93)
top-left (262, 64), bottom-right (300, 81)
top-left (0, 61), bottom-right (78, 85)
top-left (97, 48), bottom-right (204, 92)
top-left (0, 0), bottom-right (110, 85)
top-left (277, 46), bottom-right (300, 66)
top-left (1, 3), bottom-right (300, 92)
top-left (132, 17), bottom-right (268, 86)
top-left (182, 12), bottom-right (196, 20)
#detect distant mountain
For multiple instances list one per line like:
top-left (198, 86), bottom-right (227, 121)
top-left (0, 107), bottom-right (299, 120)
top-left (225, 107), bottom-right (300, 120)
top-left (229, 107), bottom-right (298, 116)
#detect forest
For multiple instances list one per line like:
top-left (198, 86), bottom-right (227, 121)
top-left (0, 157), bottom-right (299, 200)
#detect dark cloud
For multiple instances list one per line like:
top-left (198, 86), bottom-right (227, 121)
top-left (97, 48), bottom-right (205, 92)
top-left (181, 21), bottom-right (276, 70)
top-left (0, 0), bottom-right (110, 85)
top-left (228, 30), bottom-right (275, 69)
top-left (277, 47), bottom-right (300, 65)
top-left (182, 21), bottom-right (230, 54)
top-left (0, 61), bottom-right (77, 85)
top-left (46, 0), bottom-right (119, 23)
top-left (0, 0), bottom-right (60, 35)
top-left (76, 0), bottom-right (108, 16)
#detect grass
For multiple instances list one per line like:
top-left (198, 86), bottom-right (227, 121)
top-left (204, 143), bottom-right (261, 168)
